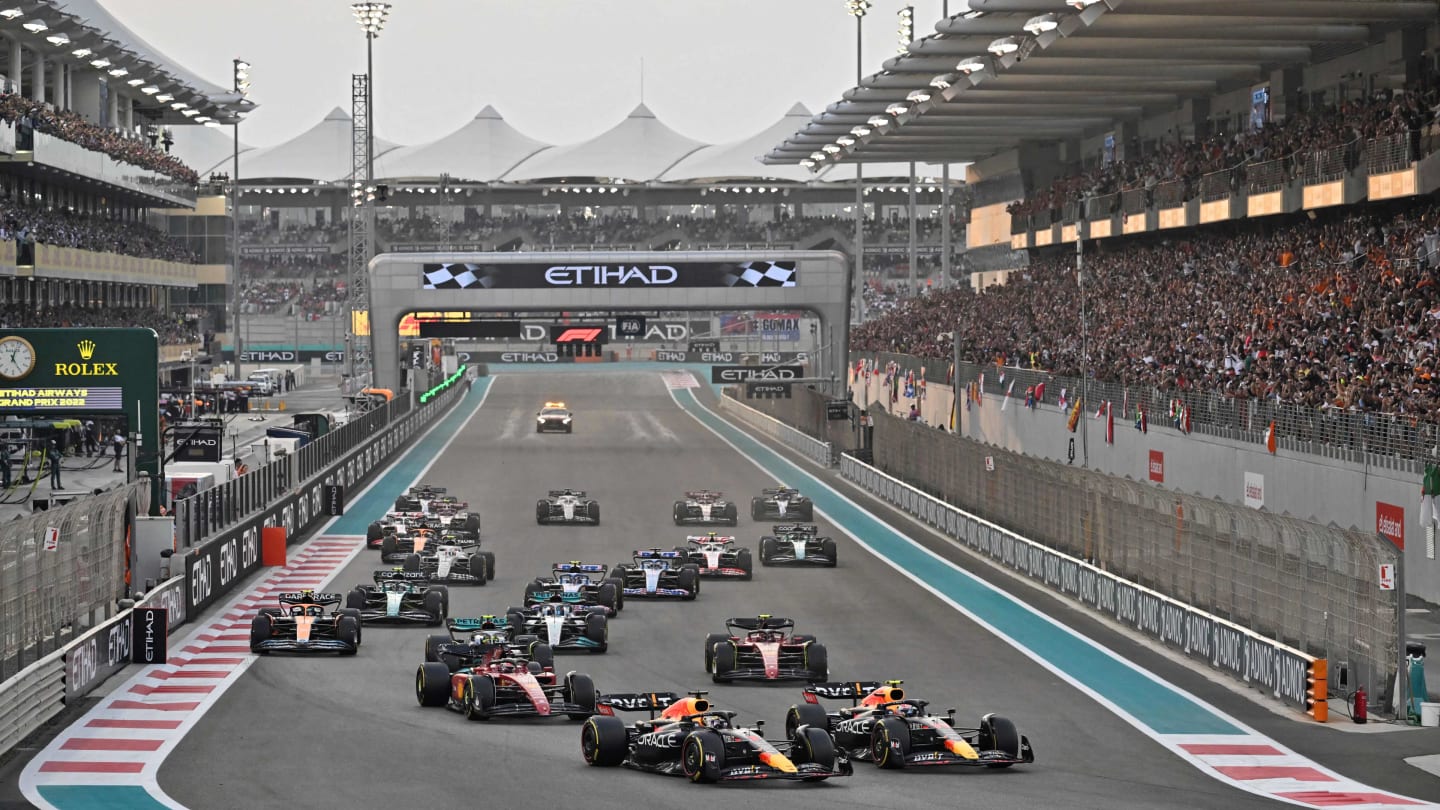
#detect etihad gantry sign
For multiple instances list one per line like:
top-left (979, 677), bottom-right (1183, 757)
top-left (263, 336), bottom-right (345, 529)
top-left (370, 251), bottom-right (850, 393)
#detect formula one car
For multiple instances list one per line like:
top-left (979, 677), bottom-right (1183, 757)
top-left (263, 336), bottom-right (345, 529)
top-left (366, 510), bottom-right (480, 551)
top-left (523, 562), bottom-right (624, 615)
top-left (250, 590), bottom-right (361, 655)
top-left (415, 631), bottom-right (598, 721)
top-left (395, 484), bottom-right (463, 513)
top-left (704, 615), bottom-right (827, 683)
top-left (536, 401), bottom-right (574, 433)
top-left (672, 491), bottom-right (739, 526)
top-left (784, 680), bottom-right (1034, 770)
top-left (580, 691), bottom-right (851, 782)
top-left (506, 597), bottom-right (609, 653)
top-left (758, 524), bottom-right (837, 567)
top-left (675, 533), bottom-right (753, 579)
top-left (537, 489), bottom-right (600, 525)
top-left (400, 532), bottom-right (494, 585)
top-left (423, 617), bottom-right (555, 671)
top-left (344, 570), bottom-right (449, 625)
top-left (612, 549), bottom-right (700, 600)
top-left (751, 487), bottom-right (814, 521)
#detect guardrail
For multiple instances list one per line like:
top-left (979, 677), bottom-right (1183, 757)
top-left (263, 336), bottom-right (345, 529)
top-left (0, 573), bottom-right (187, 758)
top-left (717, 393), bottom-right (834, 467)
top-left (839, 452), bottom-right (1326, 717)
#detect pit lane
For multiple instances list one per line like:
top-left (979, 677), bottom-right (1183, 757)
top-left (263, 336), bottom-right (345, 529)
top-left (152, 371), bottom-right (1350, 809)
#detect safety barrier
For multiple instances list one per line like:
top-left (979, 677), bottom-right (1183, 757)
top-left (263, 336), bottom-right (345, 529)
top-left (0, 573), bottom-right (187, 758)
top-left (716, 393), bottom-right (834, 467)
top-left (839, 451), bottom-right (1327, 718)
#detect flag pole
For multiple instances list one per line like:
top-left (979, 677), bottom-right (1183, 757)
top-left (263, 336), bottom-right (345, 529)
top-left (1077, 221), bottom-right (1089, 468)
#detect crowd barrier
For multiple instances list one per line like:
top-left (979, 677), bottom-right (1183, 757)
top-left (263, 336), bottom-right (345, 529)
top-left (838, 452), bottom-right (1327, 717)
top-left (716, 391), bottom-right (834, 467)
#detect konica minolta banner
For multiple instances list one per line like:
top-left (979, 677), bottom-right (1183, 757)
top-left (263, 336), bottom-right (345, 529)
top-left (421, 261), bottom-right (798, 290)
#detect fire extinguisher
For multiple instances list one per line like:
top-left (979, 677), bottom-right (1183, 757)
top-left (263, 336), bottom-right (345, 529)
top-left (1352, 685), bottom-right (1368, 724)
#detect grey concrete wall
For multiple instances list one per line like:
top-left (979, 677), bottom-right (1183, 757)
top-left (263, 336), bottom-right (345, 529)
top-left (846, 368), bottom-right (1438, 602)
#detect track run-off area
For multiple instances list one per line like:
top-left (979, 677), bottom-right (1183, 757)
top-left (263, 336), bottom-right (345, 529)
top-left (20, 368), bottom-right (1440, 809)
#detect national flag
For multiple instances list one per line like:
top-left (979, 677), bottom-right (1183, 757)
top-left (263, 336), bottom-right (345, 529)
top-left (1265, 421), bottom-right (1276, 454)
top-left (1181, 404), bottom-right (1192, 434)
top-left (1034, 382), bottom-right (1045, 404)
top-left (1094, 401), bottom-right (1105, 419)
top-left (998, 369), bottom-right (1005, 386)
top-left (1122, 390), bottom-right (1128, 419)
top-left (1105, 401), bottom-right (1114, 444)
top-left (904, 370), bottom-right (915, 398)
top-left (1134, 406), bottom-right (1143, 431)
top-left (978, 373), bottom-right (985, 398)
top-left (1058, 388), bottom-right (1068, 410)
top-left (1067, 397), bottom-right (1083, 433)
top-left (947, 363), bottom-right (954, 385)
top-left (1001, 379), bottom-right (1016, 411)
top-left (1140, 406), bottom-right (1148, 434)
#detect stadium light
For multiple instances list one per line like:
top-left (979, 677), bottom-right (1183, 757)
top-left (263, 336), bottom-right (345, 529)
top-left (108, 68), bottom-right (128, 77)
top-left (352, 2), bottom-right (391, 36)
top-left (930, 74), bottom-right (956, 90)
top-left (844, 0), bottom-right (871, 17)
top-left (867, 115), bottom-right (889, 128)
top-left (0, 10), bottom-right (22, 21)
top-left (836, 135), bottom-right (856, 147)
top-left (800, 159), bottom-right (816, 170)
top-left (808, 151), bottom-right (827, 162)
top-left (896, 5), bottom-right (913, 53)
top-left (89, 57), bottom-right (110, 68)
top-left (988, 36), bottom-right (1020, 55)
top-left (1067, 0), bottom-right (1105, 7)
top-left (822, 144), bottom-right (841, 154)
top-left (851, 125), bottom-right (871, 137)
top-left (44, 33), bottom-right (67, 46)
top-left (126, 78), bottom-right (144, 87)
top-left (21, 20), bottom-right (46, 33)
top-left (70, 47), bottom-right (91, 57)
top-left (886, 102), bottom-right (908, 116)
top-left (1023, 13), bottom-right (1059, 34)
top-left (956, 55), bottom-right (986, 74)
top-left (154, 93), bottom-right (173, 102)
top-left (140, 85), bottom-right (159, 95)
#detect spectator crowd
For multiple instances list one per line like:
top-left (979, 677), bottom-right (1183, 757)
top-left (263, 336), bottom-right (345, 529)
top-left (0, 304), bottom-right (203, 345)
top-left (0, 197), bottom-right (198, 262)
top-left (0, 91), bottom-right (199, 185)
top-left (852, 199), bottom-right (1440, 415)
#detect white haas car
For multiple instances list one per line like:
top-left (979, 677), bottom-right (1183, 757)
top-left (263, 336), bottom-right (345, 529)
top-left (672, 490), bottom-right (739, 526)
top-left (537, 489), bottom-right (601, 525)
top-left (674, 532), bottom-right (754, 579)
top-left (401, 534), bottom-right (494, 585)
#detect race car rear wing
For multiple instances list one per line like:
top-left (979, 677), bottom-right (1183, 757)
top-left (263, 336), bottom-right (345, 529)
top-left (802, 681), bottom-right (888, 705)
top-left (276, 592), bottom-right (342, 606)
top-left (633, 548), bottom-right (683, 559)
top-left (448, 616), bottom-right (509, 638)
top-left (548, 489), bottom-right (587, 497)
top-left (727, 615), bottom-right (795, 632)
top-left (685, 490), bottom-right (722, 501)
top-left (771, 523), bottom-right (820, 535)
top-left (762, 487), bottom-right (802, 497)
top-left (595, 691), bottom-right (681, 718)
top-left (372, 570), bottom-right (430, 585)
top-left (553, 562), bottom-right (607, 575)
top-left (686, 535), bottom-right (736, 545)
top-left (409, 485), bottom-right (447, 495)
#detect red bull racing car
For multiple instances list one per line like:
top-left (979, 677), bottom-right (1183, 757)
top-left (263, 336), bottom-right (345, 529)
top-left (580, 691), bottom-right (851, 782)
top-left (784, 680), bottom-right (1034, 770)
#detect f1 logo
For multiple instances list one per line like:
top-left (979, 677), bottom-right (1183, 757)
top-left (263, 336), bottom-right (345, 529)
top-left (555, 328), bottom-right (603, 343)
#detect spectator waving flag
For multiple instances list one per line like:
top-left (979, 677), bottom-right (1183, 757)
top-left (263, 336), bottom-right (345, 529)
top-left (1000, 379), bottom-right (1016, 411)
top-left (1034, 381), bottom-right (1045, 404)
top-left (1057, 388), bottom-right (1068, 410)
top-left (1106, 402), bottom-right (1114, 444)
top-left (1265, 421), bottom-right (1277, 454)
top-left (1067, 397), bottom-right (1083, 433)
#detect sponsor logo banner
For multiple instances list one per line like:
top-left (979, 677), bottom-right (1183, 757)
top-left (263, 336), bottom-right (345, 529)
top-left (1243, 472), bottom-right (1264, 509)
top-left (1377, 501), bottom-right (1405, 549)
top-left (131, 607), bottom-right (168, 664)
top-left (421, 261), bottom-right (797, 290)
top-left (711, 365), bottom-right (802, 384)
top-left (64, 613), bottom-right (131, 700)
top-left (1148, 450), bottom-right (1164, 483)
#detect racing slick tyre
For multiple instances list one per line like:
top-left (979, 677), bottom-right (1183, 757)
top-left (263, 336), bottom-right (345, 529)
top-left (366, 522), bottom-right (382, 545)
top-left (805, 643), bottom-right (829, 682)
top-left (979, 713), bottom-right (1021, 767)
top-left (248, 615), bottom-right (272, 654)
top-left (525, 579), bottom-right (548, 606)
top-left (422, 590), bottom-right (446, 626)
top-left (607, 577), bottom-right (625, 610)
top-left (792, 725), bottom-right (839, 781)
top-left (528, 641), bottom-right (555, 671)
top-left (703, 633), bottom-right (729, 671)
top-left (424, 634), bottom-right (452, 663)
top-left (587, 501), bottom-right (600, 524)
top-left (464, 676), bottom-right (496, 721)
top-left (870, 716), bottom-right (911, 769)
top-left (584, 613), bottom-right (608, 652)
top-left (464, 513), bottom-right (481, 535)
top-left (415, 662), bottom-right (452, 707)
top-left (506, 610), bottom-right (526, 631)
top-left (735, 548), bottom-right (754, 580)
top-left (820, 538), bottom-right (838, 567)
top-left (682, 729), bottom-right (726, 783)
top-left (339, 608), bottom-right (363, 643)
top-left (259, 607), bottom-right (284, 619)
top-left (785, 702), bottom-right (830, 739)
top-left (393, 496), bottom-right (408, 512)
top-left (582, 715), bottom-right (628, 766)
top-left (345, 588), bottom-right (368, 611)
top-left (465, 554), bottom-right (488, 585)
top-left (536, 500), bottom-right (549, 525)
top-left (380, 533), bottom-right (400, 560)
top-left (801, 502), bottom-right (815, 521)
top-left (597, 582), bottom-right (619, 613)
top-left (673, 501), bottom-right (685, 525)
top-left (711, 641), bottom-right (736, 682)
top-left (481, 550), bottom-right (497, 580)
top-left (723, 502), bottom-right (738, 526)
top-left (336, 616), bottom-right (360, 656)
top-left (677, 565), bottom-right (700, 600)
top-left (759, 537), bottom-right (777, 566)
top-left (402, 553), bottom-right (422, 572)
top-left (565, 672), bottom-right (598, 719)
top-left (751, 497), bottom-right (764, 520)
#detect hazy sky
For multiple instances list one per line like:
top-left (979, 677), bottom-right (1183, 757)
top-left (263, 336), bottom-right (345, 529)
top-left (99, 0), bottom-right (955, 149)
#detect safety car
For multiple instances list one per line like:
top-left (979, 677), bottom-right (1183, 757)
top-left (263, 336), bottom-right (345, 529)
top-left (536, 401), bottom-right (574, 433)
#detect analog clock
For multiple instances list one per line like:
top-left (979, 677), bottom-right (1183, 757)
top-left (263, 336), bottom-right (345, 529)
top-left (0, 335), bottom-right (35, 380)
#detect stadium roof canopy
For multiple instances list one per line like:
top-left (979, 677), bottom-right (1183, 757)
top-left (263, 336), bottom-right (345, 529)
top-left (37, 0), bottom-right (255, 125)
top-left (765, 0), bottom-right (1436, 168)
top-left (238, 107), bottom-right (401, 183)
top-left (376, 106), bottom-right (550, 182)
top-left (661, 103), bottom-right (822, 183)
top-left (505, 103), bottom-right (708, 183)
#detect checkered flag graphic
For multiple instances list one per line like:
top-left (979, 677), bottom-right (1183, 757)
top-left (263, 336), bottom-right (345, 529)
top-left (724, 260), bottom-right (797, 287)
top-left (422, 263), bottom-right (484, 290)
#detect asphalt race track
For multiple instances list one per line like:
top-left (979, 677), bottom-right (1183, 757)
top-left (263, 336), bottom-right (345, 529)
top-left (151, 372), bottom-right (1387, 809)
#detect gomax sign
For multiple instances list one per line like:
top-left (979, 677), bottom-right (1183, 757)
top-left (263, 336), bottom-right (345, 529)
top-left (174, 427), bottom-right (223, 462)
top-left (1377, 501), bottom-right (1405, 549)
top-left (1148, 450), bottom-right (1165, 483)
top-left (711, 366), bottom-right (802, 384)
